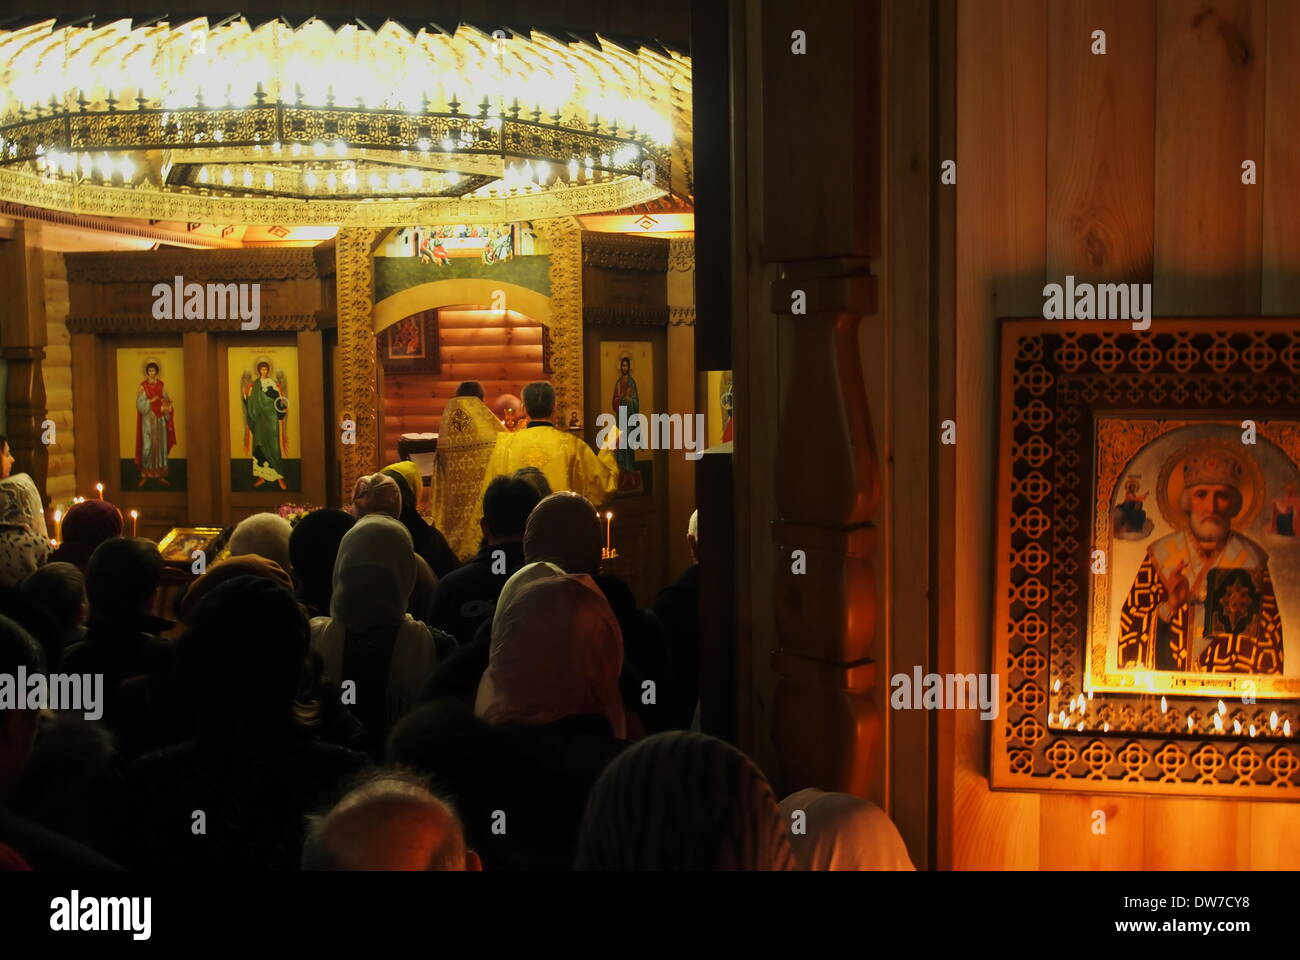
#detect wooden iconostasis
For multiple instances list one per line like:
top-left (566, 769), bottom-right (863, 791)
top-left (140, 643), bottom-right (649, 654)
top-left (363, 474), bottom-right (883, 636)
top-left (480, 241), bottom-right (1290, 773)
top-left (64, 248), bottom-right (332, 542)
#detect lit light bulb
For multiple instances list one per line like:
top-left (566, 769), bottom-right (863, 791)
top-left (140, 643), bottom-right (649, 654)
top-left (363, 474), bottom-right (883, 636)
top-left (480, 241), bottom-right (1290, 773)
top-left (305, 170), bottom-right (318, 190)
top-left (198, 166), bottom-right (209, 183)
top-left (333, 141), bottom-right (346, 157)
top-left (326, 172), bottom-right (337, 191)
top-left (264, 171), bottom-right (274, 189)
top-left (1217, 699), bottom-right (1226, 716)
top-left (1271, 711), bottom-right (1280, 730)
top-left (417, 138), bottom-right (430, 152)
top-left (242, 169), bottom-right (253, 187)
top-left (1213, 713), bottom-right (1224, 732)
top-left (1160, 696), bottom-right (1167, 713)
top-left (221, 167), bottom-right (233, 186)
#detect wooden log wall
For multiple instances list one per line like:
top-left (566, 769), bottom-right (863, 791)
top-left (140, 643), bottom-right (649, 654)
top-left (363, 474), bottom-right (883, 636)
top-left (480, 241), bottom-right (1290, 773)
top-left (952, 0), bottom-right (1299, 869)
top-left (380, 307), bottom-right (545, 464)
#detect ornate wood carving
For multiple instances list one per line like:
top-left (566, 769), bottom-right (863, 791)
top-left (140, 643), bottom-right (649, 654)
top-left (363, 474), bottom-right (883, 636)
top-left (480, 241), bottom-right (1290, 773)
top-left (336, 227), bottom-right (383, 500)
top-left (66, 313), bottom-right (320, 334)
top-left (669, 306), bottom-right (697, 326)
top-left (582, 233), bottom-right (672, 271)
top-left (668, 237), bottom-right (695, 272)
top-left (583, 306), bottom-right (670, 327)
top-left (533, 217), bottom-right (583, 424)
top-left (64, 248), bottom-right (319, 284)
top-left (992, 319), bottom-right (1300, 797)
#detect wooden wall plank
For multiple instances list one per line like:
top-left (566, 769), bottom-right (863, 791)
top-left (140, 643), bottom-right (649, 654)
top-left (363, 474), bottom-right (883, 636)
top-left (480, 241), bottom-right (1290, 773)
top-left (1154, 0), bottom-right (1265, 314)
top-left (1248, 802), bottom-right (1300, 868)
top-left (953, 0), bottom-right (1047, 870)
top-left (1038, 0), bottom-right (1156, 868)
top-left (1143, 798), bottom-right (1252, 868)
top-left (1039, 794), bottom-right (1147, 869)
top-left (1047, 0), bottom-right (1155, 283)
top-left (1262, 0), bottom-right (1300, 310)
top-left (182, 332), bottom-right (214, 526)
top-left (297, 330), bottom-right (328, 510)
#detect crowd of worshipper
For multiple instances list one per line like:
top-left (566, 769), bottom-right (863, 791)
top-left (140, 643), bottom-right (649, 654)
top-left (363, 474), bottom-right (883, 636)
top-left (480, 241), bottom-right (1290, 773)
top-left (0, 405), bottom-right (915, 870)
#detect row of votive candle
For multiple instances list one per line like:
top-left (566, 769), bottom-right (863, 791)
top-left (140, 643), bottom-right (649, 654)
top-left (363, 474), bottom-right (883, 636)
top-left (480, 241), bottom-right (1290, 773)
top-left (50, 491), bottom-right (138, 546)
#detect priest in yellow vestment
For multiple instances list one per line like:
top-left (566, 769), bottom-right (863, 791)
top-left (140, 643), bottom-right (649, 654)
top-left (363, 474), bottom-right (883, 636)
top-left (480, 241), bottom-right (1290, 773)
top-left (432, 381), bottom-right (505, 561)
top-left (480, 381), bottom-right (619, 507)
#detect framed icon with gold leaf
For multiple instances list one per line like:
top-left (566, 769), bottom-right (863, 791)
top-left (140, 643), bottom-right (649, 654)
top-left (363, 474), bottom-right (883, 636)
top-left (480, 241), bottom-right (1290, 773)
top-left (991, 318), bottom-right (1300, 798)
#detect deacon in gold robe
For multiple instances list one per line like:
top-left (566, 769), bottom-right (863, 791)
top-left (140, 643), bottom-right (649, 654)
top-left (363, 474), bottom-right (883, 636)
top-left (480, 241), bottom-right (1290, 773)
top-left (480, 381), bottom-right (619, 508)
top-left (1117, 452), bottom-right (1283, 674)
top-left (432, 381), bottom-right (504, 561)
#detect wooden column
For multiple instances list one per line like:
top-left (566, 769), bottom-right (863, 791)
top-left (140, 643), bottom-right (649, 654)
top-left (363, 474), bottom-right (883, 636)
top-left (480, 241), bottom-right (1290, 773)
top-left (335, 228), bottom-right (382, 499)
top-left (757, 0), bottom-right (882, 795)
top-left (0, 220), bottom-right (49, 497)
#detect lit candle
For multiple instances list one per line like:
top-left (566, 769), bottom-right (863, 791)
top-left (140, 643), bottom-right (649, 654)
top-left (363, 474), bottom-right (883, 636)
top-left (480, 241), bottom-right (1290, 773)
top-left (53, 509), bottom-right (62, 545)
top-left (95, 482), bottom-right (104, 500)
top-left (74, 496), bottom-right (84, 504)
top-left (130, 509), bottom-right (139, 536)
top-left (605, 511), bottom-right (613, 556)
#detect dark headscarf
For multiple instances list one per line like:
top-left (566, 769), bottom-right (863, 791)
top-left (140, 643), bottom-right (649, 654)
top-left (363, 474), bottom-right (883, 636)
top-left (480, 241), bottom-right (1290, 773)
top-left (179, 554), bottom-right (293, 624)
top-left (382, 468), bottom-right (459, 578)
top-left (50, 500), bottom-right (123, 571)
top-left (575, 731), bottom-right (796, 870)
top-left (178, 575), bottom-right (309, 733)
top-left (288, 509), bottom-right (355, 617)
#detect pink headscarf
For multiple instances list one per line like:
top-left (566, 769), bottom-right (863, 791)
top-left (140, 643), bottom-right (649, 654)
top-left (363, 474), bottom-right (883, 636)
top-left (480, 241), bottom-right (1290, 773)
top-left (475, 568), bottom-right (625, 738)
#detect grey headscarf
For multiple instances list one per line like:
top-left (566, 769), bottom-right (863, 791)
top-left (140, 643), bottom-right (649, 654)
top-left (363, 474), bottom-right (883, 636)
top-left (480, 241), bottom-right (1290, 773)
top-left (575, 731), bottom-right (796, 870)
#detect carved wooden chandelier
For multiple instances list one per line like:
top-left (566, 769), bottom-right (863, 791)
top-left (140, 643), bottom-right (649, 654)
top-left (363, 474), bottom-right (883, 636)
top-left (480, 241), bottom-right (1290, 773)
top-left (0, 16), bottom-right (691, 224)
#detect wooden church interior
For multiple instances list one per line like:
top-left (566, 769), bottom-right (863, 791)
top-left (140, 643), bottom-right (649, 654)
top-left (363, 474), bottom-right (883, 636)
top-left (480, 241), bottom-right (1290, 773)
top-left (0, 0), bottom-right (1296, 873)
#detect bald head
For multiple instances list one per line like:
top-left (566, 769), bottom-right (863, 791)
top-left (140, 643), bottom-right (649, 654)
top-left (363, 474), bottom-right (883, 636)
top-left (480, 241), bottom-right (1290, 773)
top-left (303, 772), bottom-right (479, 871)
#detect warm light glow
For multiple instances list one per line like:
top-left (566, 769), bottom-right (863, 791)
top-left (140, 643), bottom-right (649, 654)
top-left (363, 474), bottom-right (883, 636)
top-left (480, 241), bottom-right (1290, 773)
top-left (0, 18), bottom-right (687, 215)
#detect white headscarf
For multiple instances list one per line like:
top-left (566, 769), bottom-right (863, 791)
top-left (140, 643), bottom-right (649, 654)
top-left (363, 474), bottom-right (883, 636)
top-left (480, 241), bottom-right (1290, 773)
top-left (0, 473), bottom-right (47, 538)
top-left (0, 473), bottom-right (51, 587)
top-left (475, 568), bottom-right (626, 737)
top-left (329, 513), bottom-right (415, 631)
top-left (778, 788), bottom-right (915, 871)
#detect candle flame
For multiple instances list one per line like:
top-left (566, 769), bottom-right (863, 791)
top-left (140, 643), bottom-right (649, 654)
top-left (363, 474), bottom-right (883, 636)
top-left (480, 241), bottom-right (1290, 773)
top-left (1271, 711), bottom-right (1279, 730)
top-left (1233, 719), bottom-right (1242, 734)
top-left (1213, 713), bottom-right (1224, 732)
top-left (606, 511), bottom-right (613, 519)
top-left (130, 509), bottom-right (139, 518)
top-left (1286, 720), bottom-right (1294, 737)
top-left (53, 509), bottom-right (61, 521)
top-left (1217, 699), bottom-right (1226, 716)
top-left (1160, 696), bottom-right (1167, 713)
